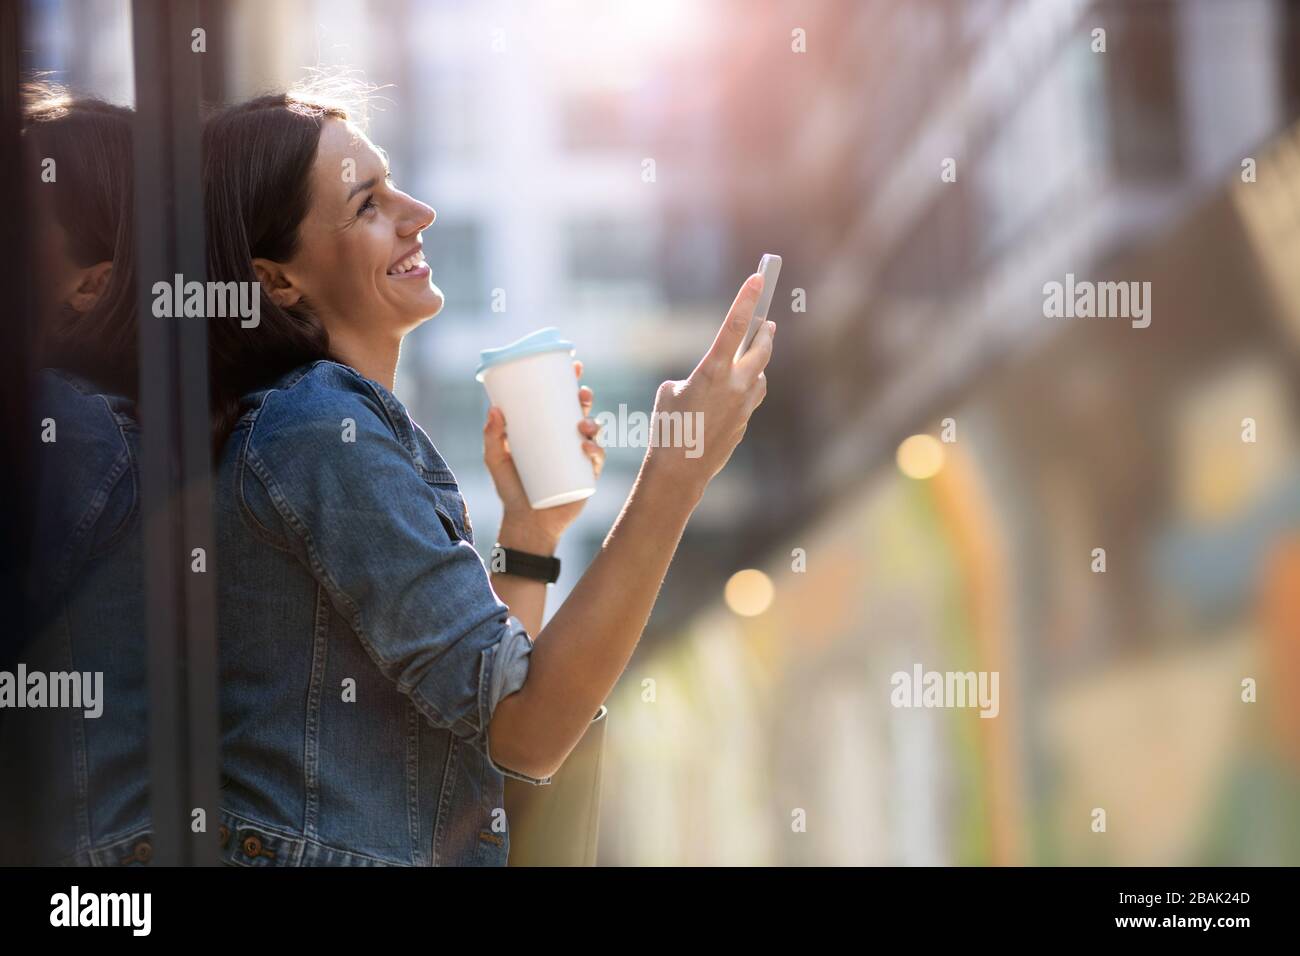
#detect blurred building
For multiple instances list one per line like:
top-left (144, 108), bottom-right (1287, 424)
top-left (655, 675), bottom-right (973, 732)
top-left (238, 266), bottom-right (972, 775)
top-left (598, 0), bottom-right (1300, 865)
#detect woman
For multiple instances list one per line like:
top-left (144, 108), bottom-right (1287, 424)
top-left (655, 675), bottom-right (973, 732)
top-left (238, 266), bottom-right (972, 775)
top-left (0, 86), bottom-right (150, 866)
top-left (202, 86), bottom-right (774, 866)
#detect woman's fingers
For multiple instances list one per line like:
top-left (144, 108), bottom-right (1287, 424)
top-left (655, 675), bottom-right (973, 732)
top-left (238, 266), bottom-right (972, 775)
top-left (483, 406), bottom-right (513, 469)
top-left (582, 438), bottom-right (605, 479)
top-left (701, 273), bottom-right (763, 373)
top-left (578, 416), bottom-right (604, 479)
top-left (575, 361), bottom-right (593, 416)
top-left (735, 320), bottom-right (775, 380)
top-left (747, 371), bottom-right (769, 414)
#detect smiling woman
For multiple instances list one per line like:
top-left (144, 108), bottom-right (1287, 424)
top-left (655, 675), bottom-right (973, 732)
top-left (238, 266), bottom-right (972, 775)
top-left (199, 77), bottom-right (773, 867)
top-left (248, 116), bottom-right (444, 384)
top-left (203, 92), bottom-right (451, 444)
top-left (202, 86), bottom-right (551, 866)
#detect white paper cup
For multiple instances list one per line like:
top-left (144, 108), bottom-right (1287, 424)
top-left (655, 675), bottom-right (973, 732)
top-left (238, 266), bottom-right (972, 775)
top-left (475, 328), bottom-right (596, 510)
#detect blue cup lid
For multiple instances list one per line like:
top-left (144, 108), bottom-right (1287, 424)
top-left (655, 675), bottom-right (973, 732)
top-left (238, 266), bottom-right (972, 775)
top-left (475, 327), bottom-right (575, 380)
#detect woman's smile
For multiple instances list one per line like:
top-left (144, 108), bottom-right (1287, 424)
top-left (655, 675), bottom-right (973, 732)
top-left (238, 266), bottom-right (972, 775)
top-left (387, 245), bottom-right (429, 278)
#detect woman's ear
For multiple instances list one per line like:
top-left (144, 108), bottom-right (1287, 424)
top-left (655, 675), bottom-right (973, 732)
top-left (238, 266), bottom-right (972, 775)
top-left (67, 261), bottom-right (113, 314)
top-left (252, 258), bottom-right (303, 308)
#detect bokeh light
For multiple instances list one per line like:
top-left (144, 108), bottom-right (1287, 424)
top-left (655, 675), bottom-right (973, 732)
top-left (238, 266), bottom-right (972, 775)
top-left (724, 568), bottom-right (774, 617)
top-left (896, 434), bottom-right (945, 480)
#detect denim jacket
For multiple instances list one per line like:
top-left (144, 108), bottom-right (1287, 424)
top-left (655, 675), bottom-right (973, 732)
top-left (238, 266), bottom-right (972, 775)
top-left (0, 369), bottom-right (152, 866)
top-left (214, 360), bottom-right (550, 867)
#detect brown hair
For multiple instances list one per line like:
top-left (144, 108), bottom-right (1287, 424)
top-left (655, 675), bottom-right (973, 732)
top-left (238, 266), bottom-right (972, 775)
top-left (23, 84), bottom-right (137, 398)
top-left (202, 90), bottom-right (355, 447)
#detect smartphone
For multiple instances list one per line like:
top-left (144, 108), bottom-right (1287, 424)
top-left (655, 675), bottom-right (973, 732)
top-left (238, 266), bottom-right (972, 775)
top-left (735, 253), bottom-right (782, 362)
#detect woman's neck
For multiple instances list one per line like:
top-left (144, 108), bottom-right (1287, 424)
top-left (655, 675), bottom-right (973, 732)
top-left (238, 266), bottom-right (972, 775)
top-left (327, 327), bottom-right (402, 392)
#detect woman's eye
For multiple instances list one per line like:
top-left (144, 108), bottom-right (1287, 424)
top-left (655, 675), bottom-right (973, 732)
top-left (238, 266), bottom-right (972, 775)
top-left (358, 195), bottom-right (377, 215)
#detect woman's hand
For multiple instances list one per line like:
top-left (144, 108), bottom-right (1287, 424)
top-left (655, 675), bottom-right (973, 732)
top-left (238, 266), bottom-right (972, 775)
top-left (643, 272), bottom-right (774, 500)
top-left (484, 359), bottom-right (605, 552)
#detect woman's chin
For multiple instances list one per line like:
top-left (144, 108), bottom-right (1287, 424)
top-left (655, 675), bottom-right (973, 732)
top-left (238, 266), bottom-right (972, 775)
top-left (423, 286), bottom-right (445, 318)
top-left (407, 286), bottom-right (445, 323)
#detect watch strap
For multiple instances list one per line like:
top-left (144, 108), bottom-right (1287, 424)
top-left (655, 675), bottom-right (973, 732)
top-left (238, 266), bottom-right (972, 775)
top-left (493, 545), bottom-right (561, 584)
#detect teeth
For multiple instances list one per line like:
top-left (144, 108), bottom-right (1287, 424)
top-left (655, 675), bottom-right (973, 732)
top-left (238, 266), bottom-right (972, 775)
top-left (389, 250), bottom-right (425, 275)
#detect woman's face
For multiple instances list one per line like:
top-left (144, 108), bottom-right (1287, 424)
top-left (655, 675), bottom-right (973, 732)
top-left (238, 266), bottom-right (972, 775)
top-left (278, 118), bottom-right (443, 338)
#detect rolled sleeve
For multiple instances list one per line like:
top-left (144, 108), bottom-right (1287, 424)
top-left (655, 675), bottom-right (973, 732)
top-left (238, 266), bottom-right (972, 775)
top-left (480, 615), bottom-right (553, 786)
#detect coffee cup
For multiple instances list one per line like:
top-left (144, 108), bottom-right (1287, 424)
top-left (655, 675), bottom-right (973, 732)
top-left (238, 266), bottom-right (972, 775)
top-left (475, 327), bottom-right (596, 509)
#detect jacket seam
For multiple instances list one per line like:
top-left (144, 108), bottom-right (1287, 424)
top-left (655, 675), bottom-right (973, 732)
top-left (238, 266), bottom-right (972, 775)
top-left (87, 389), bottom-right (137, 556)
top-left (240, 441), bottom-right (466, 739)
top-left (431, 736), bottom-right (459, 866)
top-left (406, 703), bottom-right (423, 865)
top-left (87, 452), bottom-right (135, 557)
top-left (53, 443), bottom-right (130, 586)
top-left (59, 608), bottom-right (93, 857)
top-left (355, 376), bottom-right (419, 458)
top-left (302, 582), bottom-right (331, 845)
top-left (216, 809), bottom-right (412, 867)
top-left (235, 411), bottom-right (293, 552)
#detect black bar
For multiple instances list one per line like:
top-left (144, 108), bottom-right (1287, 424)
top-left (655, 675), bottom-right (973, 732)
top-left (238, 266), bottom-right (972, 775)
top-left (131, 0), bottom-right (219, 867)
top-left (0, 866), bottom-right (1287, 939)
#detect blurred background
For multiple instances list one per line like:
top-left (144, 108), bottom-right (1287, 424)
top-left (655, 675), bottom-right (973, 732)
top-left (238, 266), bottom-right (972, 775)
top-left (20, 0), bottom-right (1300, 864)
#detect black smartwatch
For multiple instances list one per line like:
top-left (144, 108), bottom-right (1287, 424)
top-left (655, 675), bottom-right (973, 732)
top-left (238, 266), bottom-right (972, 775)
top-left (493, 545), bottom-right (561, 584)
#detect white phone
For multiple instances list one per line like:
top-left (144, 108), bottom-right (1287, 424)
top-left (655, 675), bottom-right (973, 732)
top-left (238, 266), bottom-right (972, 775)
top-left (735, 253), bottom-right (782, 362)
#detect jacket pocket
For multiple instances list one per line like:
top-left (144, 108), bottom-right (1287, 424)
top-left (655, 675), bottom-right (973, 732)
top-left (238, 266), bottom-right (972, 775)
top-left (424, 479), bottom-right (473, 544)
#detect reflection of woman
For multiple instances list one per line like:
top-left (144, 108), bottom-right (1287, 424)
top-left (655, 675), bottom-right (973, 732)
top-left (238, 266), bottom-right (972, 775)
top-left (0, 87), bottom-right (150, 865)
top-left (202, 85), bottom-right (775, 865)
top-left (27, 95), bottom-right (139, 398)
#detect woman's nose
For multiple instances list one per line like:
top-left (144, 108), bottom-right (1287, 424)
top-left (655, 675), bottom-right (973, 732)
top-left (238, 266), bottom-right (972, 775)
top-left (400, 197), bottom-right (435, 236)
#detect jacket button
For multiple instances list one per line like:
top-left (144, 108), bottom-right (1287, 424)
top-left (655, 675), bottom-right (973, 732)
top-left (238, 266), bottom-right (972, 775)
top-left (219, 825), bottom-right (230, 848)
top-left (132, 840), bottom-right (152, 864)
top-left (242, 835), bottom-right (262, 858)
